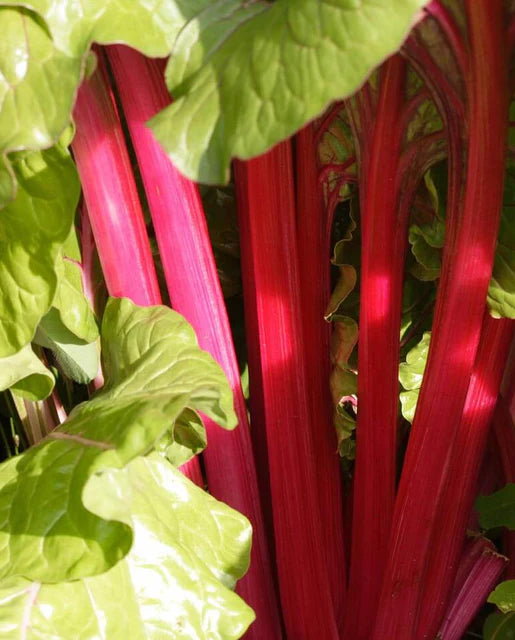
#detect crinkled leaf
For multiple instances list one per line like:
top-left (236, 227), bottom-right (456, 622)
top-left (483, 612), bottom-right (515, 640)
top-left (0, 298), bottom-right (236, 583)
top-left (151, 0), bottom-right (429, 183)
top-left (53, 228), bottom-right (99, 343)
top-left (0, 345), bottom-right (54, 401)
top-left (0, 140), bottom-right (79, 356)
top-left (0, 454), bottom-right (254, 640)
top-left (33, 308), bottom-right (99, 385)
top-left (399, 331), bottom-right (431, 423)
top-left (489, 581), bottom-right (515, 614)
top-left (325, 265), bottom-right (357, 321)
top-left (476, 483), bottom-right (515, 531)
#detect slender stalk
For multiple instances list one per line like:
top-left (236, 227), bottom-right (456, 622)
top-left (373, 3), bottom-right (509, 637)
top-left (438, 537), bottom-right (508, 640)
top-left (343, 54), bottom-right (408, 640)
top-left (416, 314), bottom-right (514, 638)
top-left (72, 56), bottom-right (161, 306)
top-left (104, 45), bottom-right (282, 637)
top-left (235, 143), bottom-right (339, 639)
top-left (296, 123), bottom-right (347, 628)
top-left (72, 53), bottom-right (203, 487)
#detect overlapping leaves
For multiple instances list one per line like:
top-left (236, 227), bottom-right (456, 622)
top-left (0, 298), bottom-right (236, 583)
top-left (0, 454), bottom-right (254, 640)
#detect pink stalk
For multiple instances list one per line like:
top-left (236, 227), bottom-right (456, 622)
top-left (373, 3), bottom-right (510, 637)
top-left (343, 54), bottom-right (408, 640)
top-left (72, 53), bottom-right (202, 487)
top-left (438, 537), bottom-right (508, 640)
top-left (295, 123), bottom-right (347, 627)
top-left (416, 314), bottom-right (514, 638)
top-left (104, 45), bottom-right (281, 637)
top-left (234, 144), bottom-right (339, 639)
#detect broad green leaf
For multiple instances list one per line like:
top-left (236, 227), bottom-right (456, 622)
top-left (151, 0), bottom-right (429, 183)
top-left (0, 140), bottom-right (79, 356)
top-left (0, 454), bottom-right (254, 640)
top-left (53, 228), bottom-right (99, 343)
top-left (33, 308), bottom-right (99, 384)
top-left (0, 345), bottom-right (54, 401)
top-left (399, 331), bottom-right (431, 423)
top-left (0, 7), bottom-right (80, 207)
top-left (476, 483), bottom-right (515, 531)
top-left (0, 2), bottom-right (211, 206)
top-left (0, 298), bottom-right (236, 583)
top-left (489, 581), bottom-right (515, 614)
top-left (483, 612), bottom-right (515, 640)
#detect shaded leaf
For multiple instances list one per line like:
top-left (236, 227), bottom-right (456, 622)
top-left (33, 308), bottom-right (99, 385)
top-left (476, 484), bottom-right (515, 531)
top-left (0, 346), bottom-right (54, 401)
top-left (483, 612), bottom-right (515, 640)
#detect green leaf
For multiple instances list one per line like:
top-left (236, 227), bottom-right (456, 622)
top-left (0, 7), bottom-right (81, 207)
top-left (33, 308), bottom-right (99, 385)
top-left (489, 581), bottom-right (515, 614)
top-left (476, 483), bottom-right (515, 531)
top-left (399, 331), bottom-right (431, 423)
top-left (0, 139), bottom-right (79, 357)
top-left (53, 228), bottom-right (99, 343)
top-left (151, 0), bottom-right (430, 183)
top-left (0, 345), bottom-right (54, 401)
top-left (0, 298), bottom-right (237, 583)
top-left (0, 454), bottom-right (254, 640)
top-left (325, 265), bottom-right (357, 321)
top-left (163, 408), bottom-right (207, 467)
top-left (488, 153), bottom-right (515, 318)
top-left (483, 612), bottom-right (515, 640)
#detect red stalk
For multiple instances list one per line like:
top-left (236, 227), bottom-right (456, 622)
top-left (72, 54), bottom-right (203, 487)
top-left (438, 537), bottom-right (508, 640)
top-left (295, 123), bottom-right (347, 627)
top-left (72, 57), bottom-right (160, 307)
top-left (373, 3), bottom-right (510, 637)
top-left (343, 54), bottom-right (408, 640)
top-left (104, 45), bottom-right (282, 637)
top-left (416, 314), bottom-right (514, 638)
top-left (235, 144), bottom-right (339, 639)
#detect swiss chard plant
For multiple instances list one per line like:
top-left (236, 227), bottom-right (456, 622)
top-left (0, 1), bottom-right (514, 639)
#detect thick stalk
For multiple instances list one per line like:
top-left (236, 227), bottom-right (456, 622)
top-left (372, 3), bottom-right (509, 637)
top-left (295, 123), bottom-right (347, 627)
top-left (104, 45), bottom-right (281, 637)
top-left (72, 55), bottom-right (203, 486)
top-left (416, 314), bottom-right (514, 638)
top-left (234, 144), bottom-right (338, 639)
top-left (438, 537), bottom-right (508, 640)
top-left (343, 54), bottom-right (408, 640)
